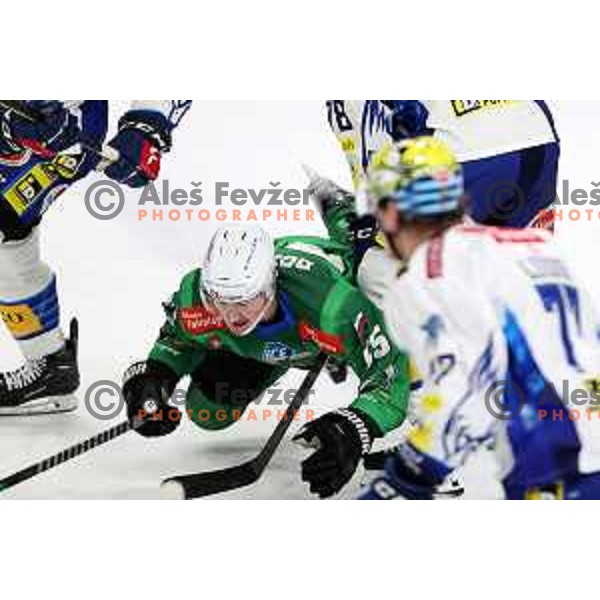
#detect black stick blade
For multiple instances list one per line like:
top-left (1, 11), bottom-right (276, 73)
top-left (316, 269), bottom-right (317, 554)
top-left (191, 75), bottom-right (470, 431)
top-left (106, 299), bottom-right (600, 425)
top-left (161, 459), bottom-right (261, 499)
top-left (160, 356), bottom-right (327, 500)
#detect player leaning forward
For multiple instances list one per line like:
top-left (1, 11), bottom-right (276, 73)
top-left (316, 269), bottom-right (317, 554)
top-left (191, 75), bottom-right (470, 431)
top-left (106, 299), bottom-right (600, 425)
top-left (123, 226), bottom-right (411, 498)
top-left (358, 137), bottom-right (600, 500)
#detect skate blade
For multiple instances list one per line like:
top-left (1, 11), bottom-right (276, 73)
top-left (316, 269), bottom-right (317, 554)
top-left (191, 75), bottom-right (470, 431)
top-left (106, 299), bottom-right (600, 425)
top-left (0, 394), bottom-right (78, 416)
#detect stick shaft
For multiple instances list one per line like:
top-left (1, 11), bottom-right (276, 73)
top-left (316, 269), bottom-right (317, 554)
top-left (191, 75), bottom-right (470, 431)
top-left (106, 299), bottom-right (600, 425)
top-left (253, 355), bottom-right (326, 472)
top-left (165, 356), bottom-right (327, 499)
top-left (0, 421), bottom-right (131, 493)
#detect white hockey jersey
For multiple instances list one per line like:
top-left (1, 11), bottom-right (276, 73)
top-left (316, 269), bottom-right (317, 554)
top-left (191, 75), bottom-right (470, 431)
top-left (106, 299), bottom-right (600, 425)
top-left (327, 100), bottom-right (558, 189)
top-left (381, 225), bottom-right (600, 494)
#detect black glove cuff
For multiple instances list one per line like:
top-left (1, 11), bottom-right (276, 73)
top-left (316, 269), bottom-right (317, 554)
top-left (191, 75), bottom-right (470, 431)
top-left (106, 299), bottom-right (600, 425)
top-left (123, 359), bottom-right (179, 400)
top-left (334, 408), bottom-right (374, 455)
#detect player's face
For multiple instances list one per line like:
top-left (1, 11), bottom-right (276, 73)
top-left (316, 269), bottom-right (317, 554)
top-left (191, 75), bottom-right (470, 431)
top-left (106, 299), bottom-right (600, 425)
top-left (212, 293), bottom-right (274, 336)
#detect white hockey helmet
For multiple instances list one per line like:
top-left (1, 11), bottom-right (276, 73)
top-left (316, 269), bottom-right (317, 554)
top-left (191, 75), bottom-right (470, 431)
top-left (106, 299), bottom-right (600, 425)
top-left (201, 225), bottom-right (277, 333)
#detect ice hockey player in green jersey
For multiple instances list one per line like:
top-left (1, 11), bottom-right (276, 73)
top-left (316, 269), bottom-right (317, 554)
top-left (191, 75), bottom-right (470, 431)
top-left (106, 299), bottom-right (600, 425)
top-left (123, 224), bottom-right (411, 498)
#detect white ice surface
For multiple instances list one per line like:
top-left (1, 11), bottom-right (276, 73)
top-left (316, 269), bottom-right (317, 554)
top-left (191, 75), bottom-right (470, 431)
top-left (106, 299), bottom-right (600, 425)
top-left (1, 101), bottom-right (599, 499)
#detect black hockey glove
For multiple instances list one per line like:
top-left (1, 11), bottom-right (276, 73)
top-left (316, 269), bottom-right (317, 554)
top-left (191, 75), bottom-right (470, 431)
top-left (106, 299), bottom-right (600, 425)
top-left (0, 101), bottom-right (81, 157)
top-left (293, 408), bottom-right (375, 498)
top-left (105, 109), bottom-right (172, 188)
top-left (123, 360), bottom-right (181, 438)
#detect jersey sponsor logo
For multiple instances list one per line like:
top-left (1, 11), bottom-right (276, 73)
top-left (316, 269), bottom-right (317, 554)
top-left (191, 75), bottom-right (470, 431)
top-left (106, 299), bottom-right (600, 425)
top-left (48, 153), bottom-right (84, 180)
top-left (298, 321), bottom-right (345, 355)
top-left (426, 236), bottom-right (444, 278)
top-left (179, 306), bottom-right (226, 335)
top-left (262, 341), bottom-right (294, 363)
top-left (0, 304), bottom-right (43, 338)
top-left (1, 153), bottom-right (83, 216)
top-left (451, 100), bottom-right (518, 117)
top-left (3, 165), bottom-right (54, 215)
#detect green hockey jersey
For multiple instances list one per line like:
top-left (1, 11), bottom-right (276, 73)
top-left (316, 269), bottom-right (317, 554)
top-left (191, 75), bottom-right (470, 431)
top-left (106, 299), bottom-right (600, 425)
top-left (148, 235), bottom-right (410, 435)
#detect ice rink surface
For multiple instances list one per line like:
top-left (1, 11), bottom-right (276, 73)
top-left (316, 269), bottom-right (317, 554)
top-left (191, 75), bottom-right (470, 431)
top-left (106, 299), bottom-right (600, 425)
top-left (1, 101), bottom-right (599, 499)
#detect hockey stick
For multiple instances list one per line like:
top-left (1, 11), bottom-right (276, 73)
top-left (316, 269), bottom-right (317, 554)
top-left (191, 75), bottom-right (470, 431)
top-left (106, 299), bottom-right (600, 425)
top-left (0, 100), bottom-right (120, 170)
top-left (0, 420), bottom-right (131, 494)
top-left (161, 355), bottom-right (327, 500)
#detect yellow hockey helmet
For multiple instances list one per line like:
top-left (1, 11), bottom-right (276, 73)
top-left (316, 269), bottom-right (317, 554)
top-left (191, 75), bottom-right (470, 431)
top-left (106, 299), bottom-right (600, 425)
top-left (367, 137), bottom-right (464, 219)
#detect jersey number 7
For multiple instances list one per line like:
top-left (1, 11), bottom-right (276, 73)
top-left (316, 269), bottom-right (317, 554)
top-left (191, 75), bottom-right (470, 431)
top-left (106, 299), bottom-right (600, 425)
top-left (535, 283), bottom-right (582, 368)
